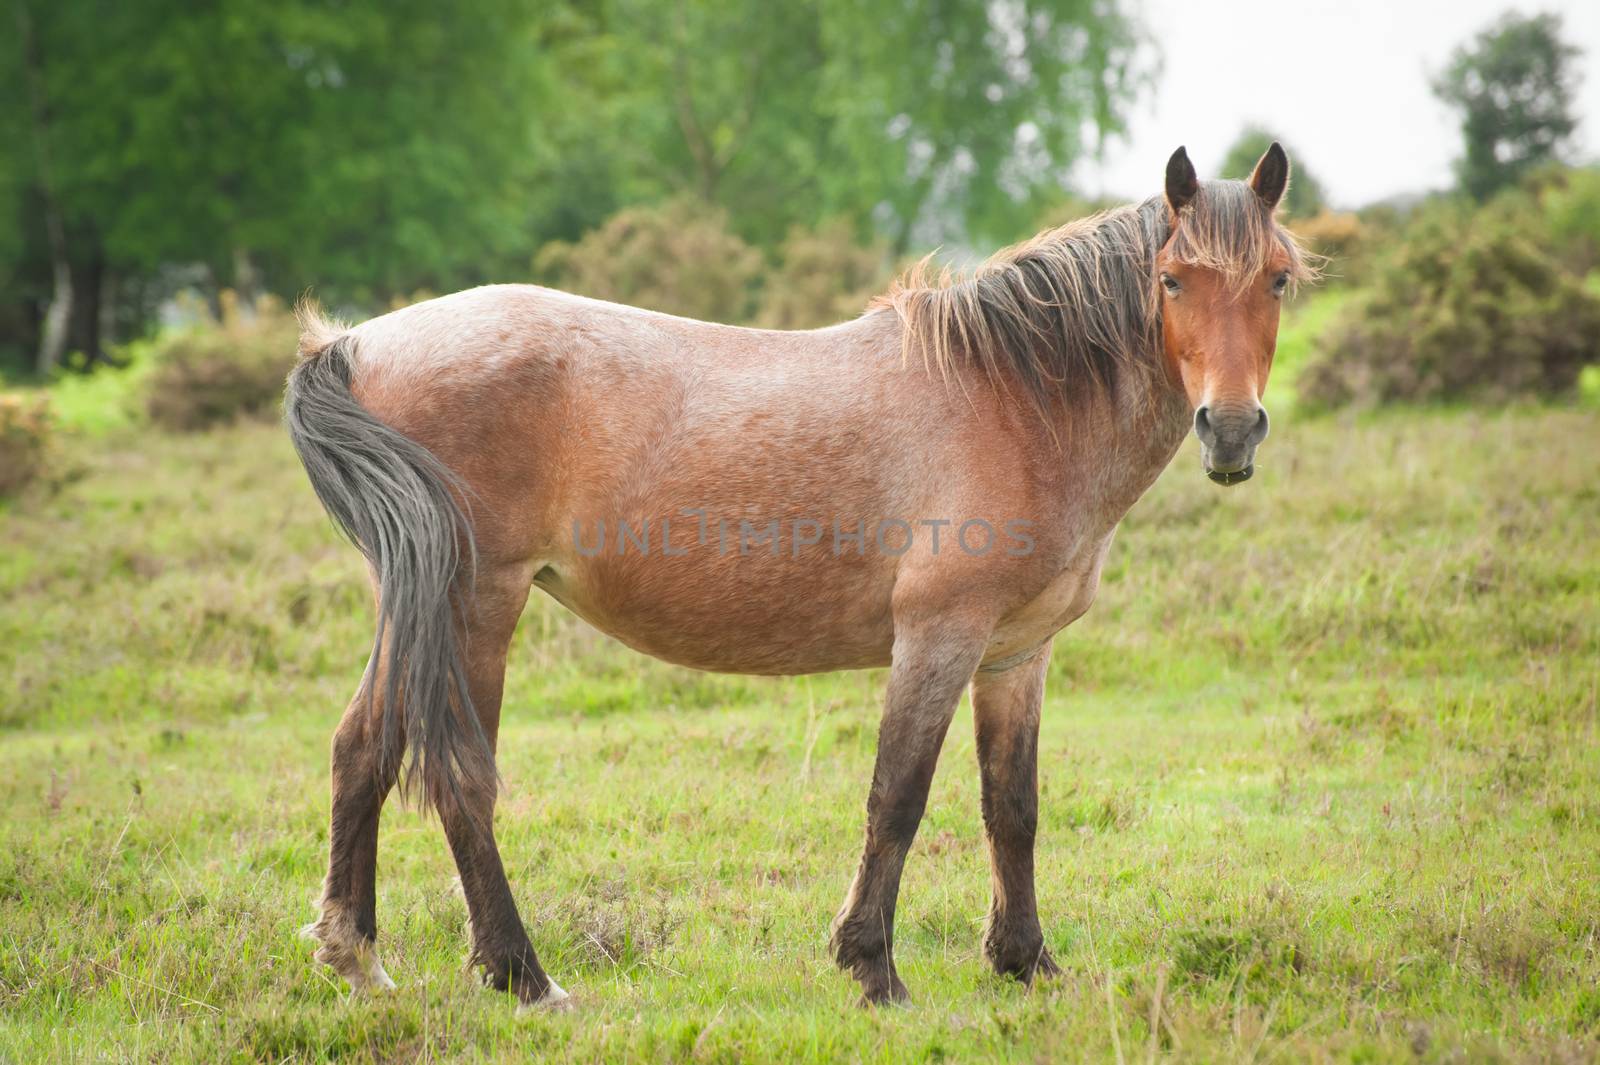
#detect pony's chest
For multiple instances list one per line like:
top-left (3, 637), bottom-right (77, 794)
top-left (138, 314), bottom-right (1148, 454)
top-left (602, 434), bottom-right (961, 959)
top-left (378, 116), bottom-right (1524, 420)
top-left (984, 534), bottom-right (1116, 663)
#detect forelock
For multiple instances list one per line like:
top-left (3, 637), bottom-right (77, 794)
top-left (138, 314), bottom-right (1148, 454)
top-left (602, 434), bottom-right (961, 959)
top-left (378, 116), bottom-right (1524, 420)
top-left (1165, 180), bottom-right (1318, 295)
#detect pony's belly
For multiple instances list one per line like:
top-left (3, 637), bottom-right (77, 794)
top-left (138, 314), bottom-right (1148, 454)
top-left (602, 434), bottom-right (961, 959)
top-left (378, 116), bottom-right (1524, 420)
top-left (534, 558), bottom-right (897, 676)
top-left (607, 622), bottom-right (893, 676)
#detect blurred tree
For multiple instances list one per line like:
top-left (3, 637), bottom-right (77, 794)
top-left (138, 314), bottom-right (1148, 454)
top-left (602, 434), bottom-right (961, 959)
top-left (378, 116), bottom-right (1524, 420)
top-left (3, 0), bottom-right (558, 370)
top-left (11, 3), bottom-right (70, 374)
top-left (2, 0), bottom-right (1149, 372)
top-left (820, 0), bottom-right (1148, 250)
top-left (562, 0), bottom-right (1150, 251)
top-left (1433, 12), bottom-right (1581, 201)
top-left (1219, 127), bottom-right (1325, 217)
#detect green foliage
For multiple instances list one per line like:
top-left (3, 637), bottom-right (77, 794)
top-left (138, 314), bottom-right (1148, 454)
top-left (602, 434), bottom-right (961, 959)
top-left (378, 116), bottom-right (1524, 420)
top-left (35, 342), bottom-right (158, 433)
top-left (3, 0), bottom-right (556, 373)
top-left (3, 0), bottom-right (1152, 374)
top-left (565, 0), bottom-right (1149, 250)
top-left (0, 393), bottom-right (51, 496)
top-left (1434, 12), bottom-right (1581, 201)
top-left (1219, 126), bottom-right (1326, 217)
top-left (1532, 164), bottom-right (1600, 272)
top-left (535, 198), bottom-right (763, 323)
top-left (2, 407), bottom-right (1599, 1059)
top-left (1299, 195), bottom-right (1600, 408)
top-left (145, 295), bottom-right (298, 431)
top-left (814, 0), bottom-right (1149, 248)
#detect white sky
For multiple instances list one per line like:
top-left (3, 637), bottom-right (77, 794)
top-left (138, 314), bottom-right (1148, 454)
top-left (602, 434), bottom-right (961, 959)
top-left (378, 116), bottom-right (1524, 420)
top-left (1077, 0), bottom-right (1600, 207)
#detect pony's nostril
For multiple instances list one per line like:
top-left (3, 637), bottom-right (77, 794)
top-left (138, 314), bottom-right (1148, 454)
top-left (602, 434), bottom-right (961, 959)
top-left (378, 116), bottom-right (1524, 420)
top-left (1193, 405), bottom-right (1215, 445)
top-left (1250, 406), bottom-right (1270, 445)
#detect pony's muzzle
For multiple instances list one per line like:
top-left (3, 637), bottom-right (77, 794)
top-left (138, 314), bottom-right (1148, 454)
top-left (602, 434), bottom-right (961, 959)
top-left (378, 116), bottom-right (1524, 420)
top-left (1194, 404), bottom-right (1268, 487)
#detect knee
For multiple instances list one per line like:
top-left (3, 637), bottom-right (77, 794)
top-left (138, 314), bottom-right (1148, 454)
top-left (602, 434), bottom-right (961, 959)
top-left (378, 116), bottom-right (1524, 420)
top-left (878, 795), bottom-right (928, 847)
top-left (981, 797), bottom-right (1038, 845)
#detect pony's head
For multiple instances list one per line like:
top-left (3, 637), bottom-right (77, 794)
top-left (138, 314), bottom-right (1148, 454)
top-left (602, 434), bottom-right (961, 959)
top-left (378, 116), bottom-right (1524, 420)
top-left (1157, 143), bottom-right (1313, 485)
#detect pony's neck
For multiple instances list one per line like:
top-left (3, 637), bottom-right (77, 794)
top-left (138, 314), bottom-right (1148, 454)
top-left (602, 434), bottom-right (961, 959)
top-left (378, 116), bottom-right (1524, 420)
top-left (1059, 350), bottom-right (1191, 528)
top-left (1042, 240), bottom-right (1191, 528)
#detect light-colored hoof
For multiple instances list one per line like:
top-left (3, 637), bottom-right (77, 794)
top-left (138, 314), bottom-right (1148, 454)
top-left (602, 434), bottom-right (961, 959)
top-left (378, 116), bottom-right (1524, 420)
top-left (350, 956), bottom-right (397, 995)
top-left (517, 978), bottom-right (573, 1015)
top-left (303, 920), bottom-right (397, 996)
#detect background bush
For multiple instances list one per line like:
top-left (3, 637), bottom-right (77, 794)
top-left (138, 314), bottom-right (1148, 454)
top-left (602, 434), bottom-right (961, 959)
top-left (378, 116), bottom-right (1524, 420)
top-left (1532, 164), bottom-right (1600, 272)
top-left (1299, 196), bottom-right (1600, 408)
top-left (145, 294), bottom-right (298, 431)
top-left (0, 393), bottom-right (51, 496)
top-left (534, 199), bottom-right (763, 324)
top-left (756, 222), bottom-right (890, 330)
top-left (1290, 210), bottom-right (1367, 279)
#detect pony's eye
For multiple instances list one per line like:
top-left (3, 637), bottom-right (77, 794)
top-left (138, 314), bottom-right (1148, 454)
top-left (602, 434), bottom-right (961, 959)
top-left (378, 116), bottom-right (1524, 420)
top-left (1160, 273), bottom-right (1181, 296)
top-left (1271, 271), bottom-right (1290, 296)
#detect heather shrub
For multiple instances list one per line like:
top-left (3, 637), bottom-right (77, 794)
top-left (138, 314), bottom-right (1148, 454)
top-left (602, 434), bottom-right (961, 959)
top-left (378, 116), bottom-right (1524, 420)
top-left (1290, 210), bottom-right (1366, 279)
top-left (756, 222), bottom-right (888, 329)
top-left (535, 199), bottom-right (761, 323)
top-left (146, 293), bottom-right (298, 431)
top-left (0, 393), bottom-right (51, 496)
top-left (1300, 199), bottom-right (1600, 408)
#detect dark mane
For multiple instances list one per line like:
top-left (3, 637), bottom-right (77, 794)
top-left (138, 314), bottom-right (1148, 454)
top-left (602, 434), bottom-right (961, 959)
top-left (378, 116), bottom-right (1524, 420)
top-left (876, 181), bottom-right (1317, 412)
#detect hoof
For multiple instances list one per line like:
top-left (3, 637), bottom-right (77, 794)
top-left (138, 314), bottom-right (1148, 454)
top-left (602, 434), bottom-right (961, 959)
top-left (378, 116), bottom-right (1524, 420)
top-left (352, 956), bottom-right (398, 995)
top-left (858, 973), bottom-right (911, 1007)
top-left (303, 920), bottom-right (397, 996)
top-left (987, 937), bottom-right (1061, 986)
top-left (516, 978), bottom-right (574, 1014)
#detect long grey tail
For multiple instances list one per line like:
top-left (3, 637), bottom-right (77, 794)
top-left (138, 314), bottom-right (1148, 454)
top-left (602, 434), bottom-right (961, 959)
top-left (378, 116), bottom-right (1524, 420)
top-left (284, 327), bottom-right (492, 814)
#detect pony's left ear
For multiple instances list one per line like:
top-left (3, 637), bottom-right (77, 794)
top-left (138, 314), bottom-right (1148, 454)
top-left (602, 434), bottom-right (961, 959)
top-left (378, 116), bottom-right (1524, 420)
top-left (1250, 142), bottom-right (1290, 211)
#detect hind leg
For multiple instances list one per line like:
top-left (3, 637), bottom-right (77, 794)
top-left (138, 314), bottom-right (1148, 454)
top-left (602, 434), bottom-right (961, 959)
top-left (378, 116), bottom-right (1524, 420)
top-left (307, 686), bottom-right (400, 993)
top-left (437, 563), bottom-right (569, 1009)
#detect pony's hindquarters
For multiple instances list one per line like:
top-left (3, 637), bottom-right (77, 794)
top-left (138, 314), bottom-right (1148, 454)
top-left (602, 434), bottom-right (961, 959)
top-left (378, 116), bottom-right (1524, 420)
top-left (286, 312), bottom-right (565, 1006)
top-left (284, 325), bottom-right (491, 814)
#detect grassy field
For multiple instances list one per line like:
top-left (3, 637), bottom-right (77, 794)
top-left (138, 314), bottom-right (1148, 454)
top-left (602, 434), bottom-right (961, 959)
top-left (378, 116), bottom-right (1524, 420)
top-left (2, 382), bottom-right (1599, 1061)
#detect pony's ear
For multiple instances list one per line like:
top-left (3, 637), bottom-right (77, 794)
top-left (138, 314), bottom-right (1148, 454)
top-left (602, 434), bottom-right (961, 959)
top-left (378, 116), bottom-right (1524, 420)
top-left (1165, 146), bottom-right (1199, 215)
top-left (1250, 142), bottom-right (1290, 211)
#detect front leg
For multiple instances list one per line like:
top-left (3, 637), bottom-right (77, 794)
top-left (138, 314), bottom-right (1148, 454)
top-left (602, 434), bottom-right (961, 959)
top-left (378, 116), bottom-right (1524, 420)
top-left (971, 645), bottom-right (1060, 983)
top-left (830, 610), bottom-right (991, 1005)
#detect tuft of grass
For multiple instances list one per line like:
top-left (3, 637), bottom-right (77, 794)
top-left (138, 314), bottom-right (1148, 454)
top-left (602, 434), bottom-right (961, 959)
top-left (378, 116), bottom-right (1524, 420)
top-left (1, 403), bottom-right (1597, 1062)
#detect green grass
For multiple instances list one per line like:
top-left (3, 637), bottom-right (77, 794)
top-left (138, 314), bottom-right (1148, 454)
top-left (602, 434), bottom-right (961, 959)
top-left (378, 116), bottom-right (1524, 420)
top-left (1271, 287), bottom-right (1355, 414)
top-left (2, 341), bottom-right (158, 434)
top-left (2, 402), bottom-right (1598, 1062)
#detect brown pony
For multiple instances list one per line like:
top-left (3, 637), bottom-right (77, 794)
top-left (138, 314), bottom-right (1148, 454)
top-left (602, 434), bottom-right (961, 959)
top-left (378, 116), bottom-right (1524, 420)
top-left (287, 145), bottom-right (1312, 1007)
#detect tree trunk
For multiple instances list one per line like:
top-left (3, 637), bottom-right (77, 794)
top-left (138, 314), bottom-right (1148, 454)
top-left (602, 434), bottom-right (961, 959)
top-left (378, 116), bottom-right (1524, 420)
top-left (98, 268), bottom-right (123, 363)
top-left (68, 241), bottom-right (105, 369)
top-left (38, 251), bottom-right (72, 376)
top-left (231, 247), bottom-right (261, 319)
top-left (15, 1), bottom-right (72, 376)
